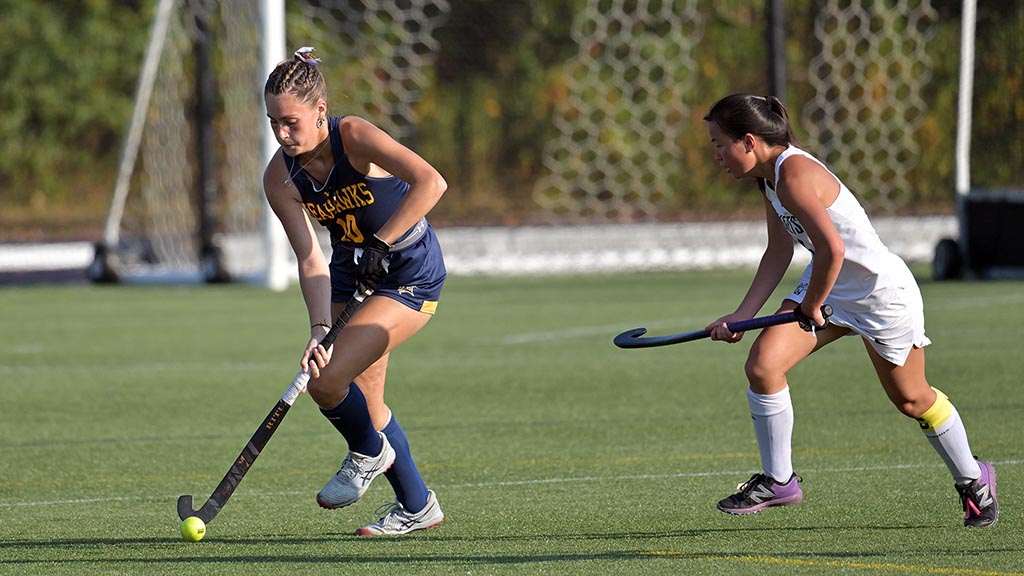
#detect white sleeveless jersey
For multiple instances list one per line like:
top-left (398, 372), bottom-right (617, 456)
top-left (765, 147), bottom-right (929, 365)
top-left (765, 147), bottom-right (914, 306)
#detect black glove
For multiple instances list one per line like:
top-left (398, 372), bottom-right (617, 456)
top-left (356, 234), bottom-right (391, 296)
top-left (794, 303), bottom-right (833, 333)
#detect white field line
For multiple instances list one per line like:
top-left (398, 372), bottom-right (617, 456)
top-left (2, 459), bottom-right (1020, 509)
top-left (0, 361), bottom-right (283, 375)
top-left (496, 316), bottom-right (705, 346)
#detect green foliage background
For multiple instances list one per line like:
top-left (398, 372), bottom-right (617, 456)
top-left (0, 0), bottom-right (1020, 239)
top-left (0, 0), bottom-right (149, 236)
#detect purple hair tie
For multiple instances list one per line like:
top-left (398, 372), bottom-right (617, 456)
top-left (294, 46), bottom-right (320, 67)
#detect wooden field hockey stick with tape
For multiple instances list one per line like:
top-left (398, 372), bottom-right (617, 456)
top-left (177, 291), bottom-right (368, 523)
top-left (614, 305), bottom-right (833, 349)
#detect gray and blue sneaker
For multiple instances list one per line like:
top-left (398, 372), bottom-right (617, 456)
top-left (956, 459), bottom-right (998, 528)
top-left (355, 489), bottom-right (444, 536)
top-left (717, 473), bottom-right (803, 515)
top-left (316, 432), bottom-right (396, 509)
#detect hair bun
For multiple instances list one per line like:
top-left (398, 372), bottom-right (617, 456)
top-left (293, 46), bottom-right (320, 67)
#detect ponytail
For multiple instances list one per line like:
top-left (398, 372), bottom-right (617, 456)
top-left (704, 93), bottom-right (804, 148)
top-left (764, 95), bottom-right (803, 148)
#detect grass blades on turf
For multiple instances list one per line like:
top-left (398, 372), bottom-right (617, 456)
top-left (1, 269), bottom-right (1022, 576)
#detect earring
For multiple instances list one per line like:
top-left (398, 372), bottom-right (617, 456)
top-left (316, 116), bottom-right (324, 129)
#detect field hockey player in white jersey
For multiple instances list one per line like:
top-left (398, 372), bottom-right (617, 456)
top-left (262, 47), bottom-right (447, 535)
top-left (700, 93), bottom-right (998, 527)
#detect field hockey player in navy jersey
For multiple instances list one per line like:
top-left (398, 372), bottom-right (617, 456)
top-left (262, 47), bottom-right (446, 535)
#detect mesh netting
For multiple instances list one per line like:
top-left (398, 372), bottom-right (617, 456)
top-left (101, 0), bottom-right (953, 282)
top-left (128, 2), bottom-right (199, 273)
top-left (532, 0), bottom-right (706, 223)
top-left (802, 0), bottom-right (938, 212)
top-left (292, 0), bottom-right (450, 142)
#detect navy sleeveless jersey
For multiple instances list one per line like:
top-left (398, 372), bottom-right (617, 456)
top-left (282, 116), bottom-right (446, 311)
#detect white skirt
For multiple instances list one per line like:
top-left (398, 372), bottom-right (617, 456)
top-left (785, 264), bottom-right (931, 366)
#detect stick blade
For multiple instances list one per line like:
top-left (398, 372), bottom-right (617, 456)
top-left (177, 495), bottom-right (197, 521)
top-left (177, 494), bottom-right (220, 523)
top-left (613, 328), bottom-right (649, 348)
top-left (614, 326), bottom-right (710, 348)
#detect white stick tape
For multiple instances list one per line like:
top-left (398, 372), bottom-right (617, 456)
top-left (281, 371), bottom-right (311, 406)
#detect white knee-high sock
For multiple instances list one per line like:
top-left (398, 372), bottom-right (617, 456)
top-left (748, 387), bottom-right (794, 482)
top-left (918, 388), bottom-right (982, 484)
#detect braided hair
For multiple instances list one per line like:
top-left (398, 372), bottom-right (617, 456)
top-left (264, 46), bottom-right (327, 105)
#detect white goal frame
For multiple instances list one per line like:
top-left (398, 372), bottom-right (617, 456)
top-left (90, 0), bottom-right (292, 289)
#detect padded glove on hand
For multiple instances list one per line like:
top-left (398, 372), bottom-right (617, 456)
top-left (356, 235), bottom-right (391, 296)
top-left (794, 303), bottom-right (833, 333)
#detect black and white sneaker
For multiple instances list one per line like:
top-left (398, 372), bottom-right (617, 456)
top-left (717, 473), bottom-right (803, 515)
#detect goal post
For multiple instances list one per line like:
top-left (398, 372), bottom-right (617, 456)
top-left (260, 0), bottom-right (290, 291)
top-left (89, 0), bottom-right (292, 289)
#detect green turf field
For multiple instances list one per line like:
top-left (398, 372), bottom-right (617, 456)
top-left (2, 269), bottom-right (1022, 575)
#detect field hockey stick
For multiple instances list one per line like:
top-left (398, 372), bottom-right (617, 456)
top-left (614, 304), bottom-right (833, 349)
top-left (177, 291), bottom-right (368, 523)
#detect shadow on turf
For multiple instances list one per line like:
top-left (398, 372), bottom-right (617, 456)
top-left (0, 525), bottom-right (921, 549)
top-left (2, 525), bottom-right (1019, 567)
